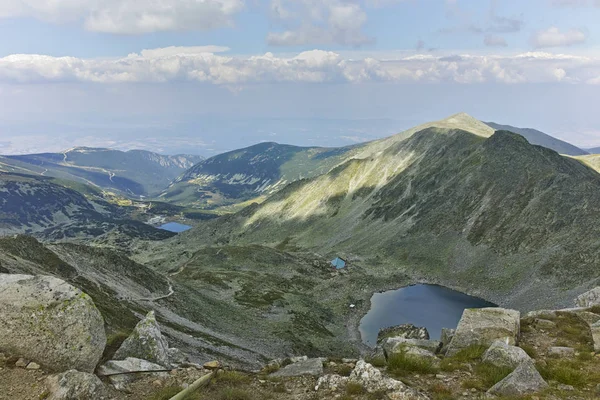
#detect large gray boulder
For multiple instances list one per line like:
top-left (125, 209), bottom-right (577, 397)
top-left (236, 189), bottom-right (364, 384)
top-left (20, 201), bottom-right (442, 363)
top-left (270, 358), bottom-right (324, 377)
top-left (0, 274), bottom-right (106, 373)
top-left (482, 340), bottom-right (531, 369)
top-left (576, 287), bottom-right (600, 307)
top-left (98, 357), bottom-right (167, 391)
top-left (45, 370), bottom-right (110, 400)
top-left (114, 311), bottom-right (170, 368)
top-left (446, 308), bottom-right (520, 356)
top-left (487, 361), bottom-right (548, 397)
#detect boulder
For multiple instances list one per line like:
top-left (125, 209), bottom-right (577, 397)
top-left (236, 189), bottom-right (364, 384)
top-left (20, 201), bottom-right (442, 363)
top-left (482, 340), bottom-right (531, 369)
top-left (97, 357), bottom-right (167, 391)
top-left (576, 287), bottom-right (600, 307)
top-left (446, 308), bottom-right (520, 356)
top-left (166, 347), bottom-right (188, 368)
top-left (383, 338), bottom-right (441, 358)
top-left (439, 328), bottom-right (455, 354)
top-left (487, 361), bottom-right (548, 397)
top-left (547, 347), bottom-right (575, 357)
top-left (591, 321), bottom-right (600, 352)
top-left (377, 324), bottom-right (430, 343)
top-left (0, 274), bottom-right (106, 373)
top-left (270, 358), bottom-right (323, 377)
top-left (349, 360), bottom-right (426, 399)
top-left (315, 374), bottom-right (349, 391)
top-left (45, 370), bottom-right (110, 400)
top-left (114, 311), bottom-right (170, 368)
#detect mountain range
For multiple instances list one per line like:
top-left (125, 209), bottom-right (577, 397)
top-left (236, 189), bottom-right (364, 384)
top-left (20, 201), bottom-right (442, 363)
top-left (3, 112), bottom-right (600, 365)
top-left (0, 147), bottom-right (203, 197)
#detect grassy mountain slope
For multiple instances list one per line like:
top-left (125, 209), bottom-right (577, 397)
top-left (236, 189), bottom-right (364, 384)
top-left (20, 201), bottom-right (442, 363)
top-left (144, 125), bottom-right (600, 313)
top-left (0, 147), bottom-right (203, 197)
top-left (485, 122), bottom-right (587, 156)
top-left (0, 172), bottom-right (175, 244)
top-left (160, 142), bottom-right (357, 208)
top-left (161, 113), bottom-right (494, 208)
top-left (574, 154), bottom-right (600, 174)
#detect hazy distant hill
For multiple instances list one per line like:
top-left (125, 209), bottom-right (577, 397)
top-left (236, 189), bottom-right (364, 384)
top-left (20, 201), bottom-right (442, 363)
top-left (0, 147), bottom-right (203, 197)
top-left (485, 122), bottom-right (587, 156)
top-left (587, 147), bottom-right (600, 154)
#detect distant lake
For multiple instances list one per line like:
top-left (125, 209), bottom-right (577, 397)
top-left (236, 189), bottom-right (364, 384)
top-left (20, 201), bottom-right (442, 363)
top-left (159, 222), bottom-right (192, 233)
top-left (359, 284), bottom-right (496, 347)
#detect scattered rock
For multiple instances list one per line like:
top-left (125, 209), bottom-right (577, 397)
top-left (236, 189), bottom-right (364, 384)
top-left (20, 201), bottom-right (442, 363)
top-left (482, 340), bottom-right (531, 369)
top-left (557, 383), bottom-right (575, 391)
top-left (114, 311), bottom-right (170, 368)
top-left (97, 357), bottom-right (167, 391)
top-left (203, 361), bottom-right (221, 370)
top-left (315, 374), bottom-right (349, 391)
top-left (0, 274), bottom-right (106, 373)
top-left (547, 347), bottom-right (576, 357)
top-left (377, 324), bottom-right (430, 343)
top-left (446, 308), bottom-right (520, 356)
top-left (15, 358), bottom-right (28, 368)
top-left (349, 360), bottom-right (427, 399)
top-left (383, 338), bottom-right (441, 358)
top-left (45, 370), bottom-right (109, 400)
top-left (166, 347), bottom-right (188, 368)
top-left (592, 321), bottom-right (600, 352)
top-left (487, 361), bottom-right (548, 397)
top-left (576, 287), bottom-right (600, 307)
top-left (341, 358), bottom-right (357, 364)
top-left (26, 362), bottom-right (41, 370)
top-left (270, 358), bottom-right (323, 377)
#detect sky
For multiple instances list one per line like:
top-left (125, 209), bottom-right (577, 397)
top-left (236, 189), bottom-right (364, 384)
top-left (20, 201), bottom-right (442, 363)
top-left (1, 0), bottom-right (600, 155)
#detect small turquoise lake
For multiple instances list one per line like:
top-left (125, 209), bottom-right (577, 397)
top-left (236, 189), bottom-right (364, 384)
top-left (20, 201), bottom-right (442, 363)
top-left (159, 222), bottom-right (192, 233)
top-left (359, 284), bottom-right (496, 347)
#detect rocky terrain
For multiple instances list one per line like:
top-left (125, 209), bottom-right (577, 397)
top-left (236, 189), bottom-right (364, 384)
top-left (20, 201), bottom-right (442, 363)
top-left (2, 273), bottom-right (600, 399)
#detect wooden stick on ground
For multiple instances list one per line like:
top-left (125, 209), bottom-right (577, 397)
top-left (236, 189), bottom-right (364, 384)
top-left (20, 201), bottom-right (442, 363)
top-left (168, 371), bottom-right (216, 400)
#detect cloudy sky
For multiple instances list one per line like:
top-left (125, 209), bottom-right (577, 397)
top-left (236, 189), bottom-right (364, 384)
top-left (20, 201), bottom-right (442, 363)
top-left (1, 0), bottom-right (600, 155)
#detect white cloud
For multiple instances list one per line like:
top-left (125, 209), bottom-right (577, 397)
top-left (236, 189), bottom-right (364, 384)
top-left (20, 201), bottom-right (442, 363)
top-left (532, 27), bottom-right (587, 48)
top-left (0, 0), bottom-right (244, 34)
top-left (267, 0), bottom-right (371, 46)
top-left (2, 46), bottom-right (600, 85)
top-left (551, 0), bottom-right (600, 6)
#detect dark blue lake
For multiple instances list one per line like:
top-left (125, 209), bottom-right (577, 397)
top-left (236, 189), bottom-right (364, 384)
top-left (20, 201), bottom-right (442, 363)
top-left (359, 284), bottom-right (496, 346)
top-left (159, 222), bottom-right (192, 233)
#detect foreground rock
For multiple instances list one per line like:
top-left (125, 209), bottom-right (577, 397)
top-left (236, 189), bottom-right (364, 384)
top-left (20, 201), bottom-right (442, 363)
top-left (377, 324), bottom-right (430, 342)
top-left (0, 274), bottom-right (106, 373)
top-left (446, 308), bottom-right (520, 356)
top-left (487, 361), bottom-right (548, 396)
top-left (349, 360), bottom-right (426, 399)
top-left (114, 311), bottom-right (170, 368)
top-left (270, 358), bottom-right (324, 377)
top-left (98, 357), bottom-right (168, 391)
top-left (383, 338), bottom-right (441, 359)
top-left (482, 340), bottom-right (531, 369)
top-left (576, 287), bottom-right (600, 307)
top-left (45, 370), bottom-right (109, 400)
top-left (591, 321), bottom-right (600, 352)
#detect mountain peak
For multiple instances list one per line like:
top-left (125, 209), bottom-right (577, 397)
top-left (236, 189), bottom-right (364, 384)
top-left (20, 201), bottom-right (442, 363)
top-left (432, 113), bottom-right (495, 137)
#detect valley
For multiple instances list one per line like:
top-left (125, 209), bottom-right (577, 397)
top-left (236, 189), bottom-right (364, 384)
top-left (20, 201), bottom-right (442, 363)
top-left (3, 113), bottom-right (600, 395)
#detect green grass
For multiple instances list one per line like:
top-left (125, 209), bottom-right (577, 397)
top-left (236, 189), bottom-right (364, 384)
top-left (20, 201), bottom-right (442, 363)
top-left (519, 343), bottom-right (538, 359)
top-left (439, 344), bottom-right (487, 372)
top-left (462, 363), bottom-right (513, 391)
top-left (387, 348), bottom-right (439, 376)
top-left (538, 359), bottom-right (588, 388)
top-left (430, 383), bottom-right (454, 400)
top-left (345, 382), bottom-right (365, 395)
top-left (215, 371), bottom-right (252, 385)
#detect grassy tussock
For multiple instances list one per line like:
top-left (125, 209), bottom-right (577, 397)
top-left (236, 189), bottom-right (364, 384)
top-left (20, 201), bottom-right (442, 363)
top-left (387, 349), bottom-right (439, 376)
